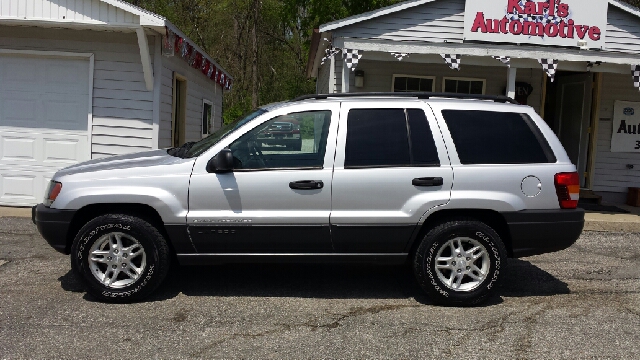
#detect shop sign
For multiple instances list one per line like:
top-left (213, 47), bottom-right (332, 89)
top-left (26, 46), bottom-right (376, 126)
top-left (463, 0), bottom-right (608, 49)
top-left (611, 101), bottom-right (640, 153)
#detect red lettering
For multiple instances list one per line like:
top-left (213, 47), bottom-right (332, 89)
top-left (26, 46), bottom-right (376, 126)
top-left (575, 25), bottom-right (589, 39)
top-left (549, 0), bottom-right (557, 17)
top-left (558, 21), bottom-right (567, 38)
top-left (567, 19), bottom-right (575, 38)
top-left (537, 2), bottom-right (549, 15)
top-left (499, 17), bottom-right (509, 34)
top-left (544, 23), bottom-right (560, 37)
top-left (589, 26), bottom-right (601, 41)
top-left (507, 0), bottom-right (524, 13)
top-left (523, 21), bottom-right (544, 36)
top-left (509, 20), bottom-right (523, 35)
top-left (471, 12), bottom-right (487, 33)
top-left (557, 3), bottom-right (569, 17)
top-left (525, 2), bottom-right (537, 14)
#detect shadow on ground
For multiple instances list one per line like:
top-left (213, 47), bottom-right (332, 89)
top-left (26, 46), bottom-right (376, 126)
top-left (59, 258), bottom-right (570, 305)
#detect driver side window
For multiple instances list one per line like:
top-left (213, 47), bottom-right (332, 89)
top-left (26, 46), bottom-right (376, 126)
top-left (229, 110), bottom-right (331, 170)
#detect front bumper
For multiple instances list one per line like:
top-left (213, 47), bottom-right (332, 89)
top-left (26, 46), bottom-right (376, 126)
top-left (502, 209), bottom-right (585, 258)
top-left (32, 204), bottom-right (76, 254)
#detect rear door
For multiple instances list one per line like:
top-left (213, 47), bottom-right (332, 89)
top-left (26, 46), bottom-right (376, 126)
top-left (330, 100), bottom-right (453, 253)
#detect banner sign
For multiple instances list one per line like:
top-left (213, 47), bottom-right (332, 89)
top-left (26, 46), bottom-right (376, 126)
top-left (611, 101), bottom-right (640, 153)
top-left (463, 0), bottom-right (608, 49)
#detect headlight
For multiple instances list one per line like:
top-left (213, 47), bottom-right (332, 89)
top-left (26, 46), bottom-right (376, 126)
top-left (44, 180), bottom-right (62, 207)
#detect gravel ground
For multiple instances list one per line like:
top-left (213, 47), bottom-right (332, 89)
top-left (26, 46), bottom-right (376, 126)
top-left (0, 217), bottom-right (638, 359)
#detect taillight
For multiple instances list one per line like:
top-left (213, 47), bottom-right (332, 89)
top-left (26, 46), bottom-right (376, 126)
top-left (44, 181), bottom-right (62, 207)
top-left (554, 172), bottom-right (579, 209)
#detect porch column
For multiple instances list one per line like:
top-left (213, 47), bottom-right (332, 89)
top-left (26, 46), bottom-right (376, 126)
top-left (506, 67), bottom-right (517, 99)
top-left (505, 67), bottom-right (518, 99)
top-left (341, 60), bottom-right (350, 93)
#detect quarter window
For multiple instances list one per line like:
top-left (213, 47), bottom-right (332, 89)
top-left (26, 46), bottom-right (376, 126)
top-left (229, 110), bottom-right (331, 170)
top-left (345, 108), bottom-right (440, 168)
top-left (441, 110), bottom-right (556, 165)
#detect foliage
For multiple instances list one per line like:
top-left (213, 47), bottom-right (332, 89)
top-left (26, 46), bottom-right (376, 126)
top-left (129, 0), bottom-right (640, 124)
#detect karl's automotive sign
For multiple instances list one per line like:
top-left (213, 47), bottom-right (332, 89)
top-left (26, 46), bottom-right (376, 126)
top-left (611, 101), bottom-right (640, 153)
top-left (463, 0), bottom-right (608, 49)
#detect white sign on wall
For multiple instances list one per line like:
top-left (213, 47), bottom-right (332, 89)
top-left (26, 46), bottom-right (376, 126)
top-left (463, 0), bottom-right (608, 49)
top-left (611, 101), bottom-right (640, 153)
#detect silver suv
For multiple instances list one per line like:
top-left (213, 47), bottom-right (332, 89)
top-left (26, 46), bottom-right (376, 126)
top-left (33, 93), bottom-right (584, 305)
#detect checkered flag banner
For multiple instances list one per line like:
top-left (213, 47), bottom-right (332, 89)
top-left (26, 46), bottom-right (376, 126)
top-left (506, 0), bottom-right (568, 38)
top-left (633, 65), bottom-right (640, 91)
top-left (391, 52), bottom-right (409, 61)
top-left (320, 45), bottom-right (341, 65)
top-left (587, 61), bottom-right (602, 72)
top-left (492, 56), bottom-right (511, 67)
top-left (441, 54), bottom-right (461, 71)
top-left (538, 58), bottom-right (559, 82)
top-left (343, 48), bottom-right (363, 71)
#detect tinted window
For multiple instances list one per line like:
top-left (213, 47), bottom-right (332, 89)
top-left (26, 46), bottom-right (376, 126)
top-left (441, 110), bottom-right (556, 165)
top-left (345, 109), bottom-right (440, 168)
top-left (229, 110), bottom-right (331, 170)
top-left (345, 109), bottom-right (410, 167)
top-left (407, 109), bottom-right (439, 165)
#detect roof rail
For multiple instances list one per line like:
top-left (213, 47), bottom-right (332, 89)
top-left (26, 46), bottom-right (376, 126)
top-left (290, 92), bottom-right (520, 105)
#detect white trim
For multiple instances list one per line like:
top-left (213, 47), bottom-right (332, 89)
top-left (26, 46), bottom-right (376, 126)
top-left (341, 59), bottom-right (350, 93)
top-left (329, 55), bottom-right (336, 94)
top-left (88, 54), bottom-right (95, 159)
top-left (391, 74), bottom-right (436, 92)
top-left (100, 0), bottom-right (165, 27)
top-left (201, 99), bottom-right (214, 137)
top-left (319, 0), bottom-right (640, 33)
top-left (339, 38), bottom-right (640, 66)
top-left (136, 26), bottom-right (154, 91)
top-left (320, 0), bottom-right (435, 32)
top-left (0, 49), bottom-right (94, 160)
top-left (441, 77), bottom-right (486, 95)
top-left (152, 35), bottom-right (161, 150)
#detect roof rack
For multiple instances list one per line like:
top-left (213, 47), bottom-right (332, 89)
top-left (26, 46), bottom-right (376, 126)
top-left (290, 92), bottom-right (520, 105)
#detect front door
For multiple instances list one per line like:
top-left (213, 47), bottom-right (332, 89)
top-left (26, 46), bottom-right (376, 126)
top-left (187, 103), bottom-right (339, 253)
top-left (554, 73), bottom-right (593, 187)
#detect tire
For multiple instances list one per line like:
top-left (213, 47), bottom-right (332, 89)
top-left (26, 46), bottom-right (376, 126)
top-left (70, 214), bottom-right (171, 303)
top-left (413, 219), bottom-right (507, 306)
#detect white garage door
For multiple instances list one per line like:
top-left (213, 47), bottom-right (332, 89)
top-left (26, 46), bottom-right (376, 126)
top-left (0, 54), bottom-right (90, 206)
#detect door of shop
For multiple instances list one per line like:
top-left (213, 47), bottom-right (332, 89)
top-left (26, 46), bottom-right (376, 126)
top-left (554, 73), bottom-right (593, 187)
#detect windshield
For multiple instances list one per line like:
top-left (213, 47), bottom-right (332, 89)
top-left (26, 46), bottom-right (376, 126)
top-left (185, 108), bottom-right (267, 158)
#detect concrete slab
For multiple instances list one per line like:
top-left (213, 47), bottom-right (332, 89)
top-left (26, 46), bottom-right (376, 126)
top-left (0, 206), bottom-right (32, 218)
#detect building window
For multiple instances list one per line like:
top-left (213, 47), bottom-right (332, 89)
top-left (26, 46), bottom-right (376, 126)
top-left (442, 77), bottom-right (486, 95)
top-left (392, 75), bottom-right (435, 92)
top-left (202, 100), bottom-right (213, 137)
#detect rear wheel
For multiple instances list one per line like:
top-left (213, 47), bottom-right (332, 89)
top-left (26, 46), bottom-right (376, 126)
top-left (70, 214), bottom-right (171, 303)
top-left (413, 219), bottom-right (507, 306)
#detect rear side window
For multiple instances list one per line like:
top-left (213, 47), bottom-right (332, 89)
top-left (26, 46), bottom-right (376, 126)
top-left (441, 110), bottom-right (555, 165)
top-left (345, 108), bottom-right (440, 168)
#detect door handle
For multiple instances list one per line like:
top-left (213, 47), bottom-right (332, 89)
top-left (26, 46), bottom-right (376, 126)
top-left (412, 177), bottom-right (444, 187)
top-left (289, 180), bottom-right (324, 190)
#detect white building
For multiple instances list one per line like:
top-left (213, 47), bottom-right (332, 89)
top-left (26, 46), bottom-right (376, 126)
top-left (0, 0), bottom-right (231, 206)
top-left (308, 0), bottom-right (640, 204)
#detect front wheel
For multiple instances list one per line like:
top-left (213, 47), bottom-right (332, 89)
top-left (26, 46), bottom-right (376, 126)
top-left (70, 214), bottom-right (171, 303)
top-left (413, 219), bottom-right (507, 306)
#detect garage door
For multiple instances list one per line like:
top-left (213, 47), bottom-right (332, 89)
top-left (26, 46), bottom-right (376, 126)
top-left (0, 54), bottom-right (90, 206)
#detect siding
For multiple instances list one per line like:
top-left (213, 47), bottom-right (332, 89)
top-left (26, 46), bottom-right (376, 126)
top-left (0, 0), bottom-right (139, 25)
top-left (0, 25), bottom-right (154, 158)
top-left (334, 0), bottom-right (465, 43)
top-left (605, 6), bottom-right (640, 55)
top-left (316, 61), bottom-right (330, 94)
top-left (346, 59), bottom-right (544, 114)
top-left (159, 54), bottom-right (222, 149)
top-left (593, 73), bottom-right (640, 194)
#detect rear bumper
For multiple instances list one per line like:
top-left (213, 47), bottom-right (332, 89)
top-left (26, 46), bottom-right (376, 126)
top-left (33, 204), bottom-right (76, 255)
top-left (502, 209), bottom-right (585, 258)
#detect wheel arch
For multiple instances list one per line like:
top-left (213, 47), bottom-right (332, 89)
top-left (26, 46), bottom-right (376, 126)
top-left (407, 209), bottom-right (514, 258)
top-left (65, 203), bottom-right (173, 255)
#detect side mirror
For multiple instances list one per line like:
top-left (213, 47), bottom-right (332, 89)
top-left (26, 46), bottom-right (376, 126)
top-left (207, 149), bottom-right (234, 173)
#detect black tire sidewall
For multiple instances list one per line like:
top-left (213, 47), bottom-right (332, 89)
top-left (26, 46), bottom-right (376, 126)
top-left (70, 214), bottom-right (168, 302)
top-left (414, 221), bottom-right (506, 306)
